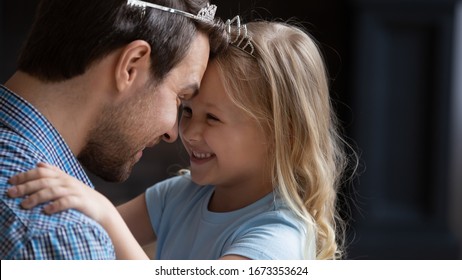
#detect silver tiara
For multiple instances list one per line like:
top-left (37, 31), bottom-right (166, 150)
top-left (225, 16), bottom-right (255, 57)
top-left (127, 0), bottom-right (217, 23)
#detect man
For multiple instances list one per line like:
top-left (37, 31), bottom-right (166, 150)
top-left (0, 0), bottom-right (226, 259)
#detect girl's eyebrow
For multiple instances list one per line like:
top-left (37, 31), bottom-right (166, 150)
top-left (203, 101), bottom-right (223, 112)
top-left (179, 83), bottom-right (199, 100)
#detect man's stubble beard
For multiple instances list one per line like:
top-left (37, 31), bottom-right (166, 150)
top-left (78, 140), bottom-right (135, 183)
top-left (78, 82), bottom-right (161, 183)
top-left (78, 106), bottom-right (139, 183)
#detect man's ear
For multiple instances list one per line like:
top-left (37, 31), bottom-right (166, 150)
top-left (115, 40), bottom-right (151, 93)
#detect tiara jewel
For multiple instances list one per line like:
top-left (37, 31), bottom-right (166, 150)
top-left (225, 16), bottom-right (255, 57)
top-left (127, 0), bottom-right (217, 23)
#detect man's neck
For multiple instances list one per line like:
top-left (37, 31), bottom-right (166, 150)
top-left (4, 71), bottom-right (102, 156)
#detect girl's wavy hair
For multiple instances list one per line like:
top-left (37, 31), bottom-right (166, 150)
top-left (214, 21), bottom-right (354, 259)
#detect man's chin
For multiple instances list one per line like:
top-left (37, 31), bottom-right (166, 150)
top-left (98, 170), bottom-right (131, 183)
top-left (82, 160), bottom-right (134, 183)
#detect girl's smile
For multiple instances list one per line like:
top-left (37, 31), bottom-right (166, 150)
top-left (189, 150), bottom-right (216, 164)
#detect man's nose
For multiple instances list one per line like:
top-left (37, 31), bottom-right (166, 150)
top-left (162, 120), bottom-right (179, 143)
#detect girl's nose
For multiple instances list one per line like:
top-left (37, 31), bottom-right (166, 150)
top-left (180, 119), bottom-right (203, 144)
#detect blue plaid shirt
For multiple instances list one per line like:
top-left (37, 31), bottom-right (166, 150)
top-left (0, 85), bottom-right (115, 259)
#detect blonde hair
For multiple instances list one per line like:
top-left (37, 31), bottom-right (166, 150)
top-left (214, 21), bottom-right (348, 259)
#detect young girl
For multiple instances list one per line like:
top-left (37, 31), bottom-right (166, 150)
top-left (7, 19), bottom-right (350, 260)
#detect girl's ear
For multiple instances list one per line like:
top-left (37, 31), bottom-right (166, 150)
top-left (114, 40), bottom-right (151, 93)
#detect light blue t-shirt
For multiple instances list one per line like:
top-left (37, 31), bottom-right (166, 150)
top-left (145, 173), bottom-right (312, 260)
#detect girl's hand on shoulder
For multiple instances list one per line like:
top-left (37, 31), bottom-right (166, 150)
top-left (7, 162), bottom-right (112, 223)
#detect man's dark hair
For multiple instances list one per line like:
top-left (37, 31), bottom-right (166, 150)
top-left (18, 0), bottom-right (227, 83)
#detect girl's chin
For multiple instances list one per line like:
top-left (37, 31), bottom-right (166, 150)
top-left (190, 173), bottom-right (210, 186)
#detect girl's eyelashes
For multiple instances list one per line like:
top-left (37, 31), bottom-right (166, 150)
top-left (180, 105), bottom-right (221, 122)
top-left (206, 114), bottom-right (220, 122)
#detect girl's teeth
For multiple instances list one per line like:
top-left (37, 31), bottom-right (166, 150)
top-left (193, 152), bottom-right (212, 159)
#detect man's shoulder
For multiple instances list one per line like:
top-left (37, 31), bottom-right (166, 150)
top-left (0, 198), bottom-right (115, 259)
top-left (0, 126), bottom-right (44, 163)
top-left (0, 126), bottom-right (47, 189)
top-left (0, 128), bottom-right (114, 260)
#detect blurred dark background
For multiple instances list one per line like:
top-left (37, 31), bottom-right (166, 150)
top-left (1, 0), bottom-right (461, 259)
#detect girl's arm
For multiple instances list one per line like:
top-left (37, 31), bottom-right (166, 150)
top-left (117, 192), bottom-right (156, 247)
top-left (7, 162), bottom-right (150, 260)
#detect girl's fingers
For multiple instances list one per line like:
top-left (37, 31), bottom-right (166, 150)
top-left (37, 162), bottom-right (63, 173)
top-left (7, 177), bottom-right (55, 198)
top-left (43, 196), bottom-right (77, 214)
top-left (19, 183), bottom-right (69, 209)
top-left (7, 163), bottom-right (65, 198)
top-left (8, 164), bottom-right (57, 185)
top-left (6, 163), bottom-right (89, 215)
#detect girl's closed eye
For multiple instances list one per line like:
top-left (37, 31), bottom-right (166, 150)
top-left (206, 113), bottom-right (220, 122)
